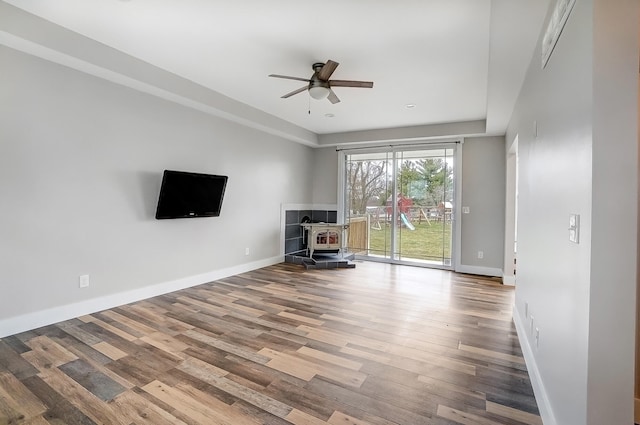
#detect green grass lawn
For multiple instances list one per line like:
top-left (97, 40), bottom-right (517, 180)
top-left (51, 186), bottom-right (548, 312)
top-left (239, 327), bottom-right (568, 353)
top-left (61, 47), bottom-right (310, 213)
top-left (367, 220), bottom-right (452, 262)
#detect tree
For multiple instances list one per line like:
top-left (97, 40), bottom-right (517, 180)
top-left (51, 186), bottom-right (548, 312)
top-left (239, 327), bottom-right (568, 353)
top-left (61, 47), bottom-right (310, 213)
top-left (347, 160), bottom-right (387, 215)
top-left (397, 160), bottom-right (421, 197)
top-left (346, 157), bottom-right (453, 215)
top-left (416, 158), bottom-right (453, 206)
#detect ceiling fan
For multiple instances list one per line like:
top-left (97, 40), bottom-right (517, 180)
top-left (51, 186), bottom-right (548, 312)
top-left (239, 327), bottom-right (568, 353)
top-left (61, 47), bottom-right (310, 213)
top-left (268, 60), bottom-right (373, 104)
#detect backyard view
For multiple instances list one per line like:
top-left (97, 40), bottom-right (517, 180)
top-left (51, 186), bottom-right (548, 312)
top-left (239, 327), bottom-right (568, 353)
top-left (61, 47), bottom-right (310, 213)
top-left (345, 148), bottom-right (455, 265)
top-left (368, 219), bottom-right (452, 262)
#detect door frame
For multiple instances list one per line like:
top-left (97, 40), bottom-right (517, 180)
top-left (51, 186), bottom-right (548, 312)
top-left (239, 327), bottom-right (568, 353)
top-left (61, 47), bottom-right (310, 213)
top-left (337, 139), bottom-right (463, 270)
top-left (503, 135), bottom-right (519, 286)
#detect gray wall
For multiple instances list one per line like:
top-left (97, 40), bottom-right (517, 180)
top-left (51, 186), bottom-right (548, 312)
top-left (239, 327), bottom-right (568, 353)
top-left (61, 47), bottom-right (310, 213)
top-left (311, 146), bottom-right (340, 205)
top-left (460, 136), bottom-right (505, 270)
top-left (506, 1), bottom-right (638, 423)
top-left (0, 46), bottom-right (314, 326)
top-left (310, 139), bottom-right (506, 272)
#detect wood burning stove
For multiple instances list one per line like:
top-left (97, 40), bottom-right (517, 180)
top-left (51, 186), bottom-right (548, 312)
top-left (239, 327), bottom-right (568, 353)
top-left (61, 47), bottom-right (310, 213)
top-left (301, 222), bottom-right (349, 258)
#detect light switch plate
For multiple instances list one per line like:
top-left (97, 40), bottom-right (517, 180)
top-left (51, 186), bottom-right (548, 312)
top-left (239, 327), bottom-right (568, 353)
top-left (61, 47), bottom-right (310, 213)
top-left (569, 214), bottom-right (580, 243)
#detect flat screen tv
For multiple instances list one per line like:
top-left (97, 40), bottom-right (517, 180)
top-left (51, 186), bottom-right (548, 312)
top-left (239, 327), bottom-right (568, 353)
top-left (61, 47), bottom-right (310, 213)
top-left (155, 170), bottom-right (228, 219)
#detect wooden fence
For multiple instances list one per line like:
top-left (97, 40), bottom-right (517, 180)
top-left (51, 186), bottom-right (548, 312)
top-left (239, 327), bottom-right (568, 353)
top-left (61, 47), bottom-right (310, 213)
top-left (347, 216), bottom-right (369, 254)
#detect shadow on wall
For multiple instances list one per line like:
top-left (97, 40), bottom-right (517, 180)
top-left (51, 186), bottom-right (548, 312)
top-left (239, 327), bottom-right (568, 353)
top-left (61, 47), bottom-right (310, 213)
top-left (119, 170), bottom-right (162, 220)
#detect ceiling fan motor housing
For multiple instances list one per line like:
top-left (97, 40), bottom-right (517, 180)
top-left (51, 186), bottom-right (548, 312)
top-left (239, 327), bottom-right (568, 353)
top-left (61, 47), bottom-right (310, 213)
top-left (312, 62), bottom-right (326, 74)
top-left (309, 79), bottom-right (329, 89)
top-left (269, 59), bottom-right (372, 104)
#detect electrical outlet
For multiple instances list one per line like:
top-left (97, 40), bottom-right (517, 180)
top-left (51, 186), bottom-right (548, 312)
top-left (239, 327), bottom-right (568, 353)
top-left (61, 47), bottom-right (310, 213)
top-left (535, 328), bottom-right (540, 348)
top-left (79, 274), bottom-right (90, 288)
top-left (477, 251), bottom-right (484, 259)
top-left (245, 247), bottom-right (250, 256)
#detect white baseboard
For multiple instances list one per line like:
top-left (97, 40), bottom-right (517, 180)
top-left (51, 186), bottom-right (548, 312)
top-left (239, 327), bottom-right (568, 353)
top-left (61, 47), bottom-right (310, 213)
top-left (513, 303), bottom-right (557, 425)
top-left (502, 274), bottom-right (516, 286)
top-left (0, 255), bottom-right (283, 338)
top-left (455, 264), bottom-right (503, 278)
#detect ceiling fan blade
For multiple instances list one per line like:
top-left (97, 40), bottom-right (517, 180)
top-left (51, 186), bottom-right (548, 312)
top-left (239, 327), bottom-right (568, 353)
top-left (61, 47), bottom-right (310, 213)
top-left (327, 90), bottom-right (340, 104)
top-left (269, 74), bottom-right (310, 83)
top-left (329, 80), bottom-right (374, 88)
top-left (281, 85), bottom-right (308, 98)
top-left (317, 60), bottom-right (339, 81)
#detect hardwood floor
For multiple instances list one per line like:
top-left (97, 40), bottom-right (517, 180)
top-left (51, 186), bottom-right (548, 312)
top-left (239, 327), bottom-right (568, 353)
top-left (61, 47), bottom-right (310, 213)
top-left (0, 261), bottom-right (541, 425)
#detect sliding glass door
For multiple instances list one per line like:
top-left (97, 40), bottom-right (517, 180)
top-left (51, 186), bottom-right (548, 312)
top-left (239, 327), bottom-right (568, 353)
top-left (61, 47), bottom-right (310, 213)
top-left (343, 145), bottom-right (456, 268)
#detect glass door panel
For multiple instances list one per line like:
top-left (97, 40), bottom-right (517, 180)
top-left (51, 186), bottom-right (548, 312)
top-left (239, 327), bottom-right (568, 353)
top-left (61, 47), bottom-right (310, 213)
top-left (393, 148), bottom-right (454, 266)
top-left (345, 151), bottom-right (392, 259)
top-left (344, 146), bottom-right (455, 268)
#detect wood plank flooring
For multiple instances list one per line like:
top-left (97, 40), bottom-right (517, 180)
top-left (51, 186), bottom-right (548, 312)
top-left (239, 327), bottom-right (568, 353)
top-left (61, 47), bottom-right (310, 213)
top-left (0, 261), bottom-right (541, 425)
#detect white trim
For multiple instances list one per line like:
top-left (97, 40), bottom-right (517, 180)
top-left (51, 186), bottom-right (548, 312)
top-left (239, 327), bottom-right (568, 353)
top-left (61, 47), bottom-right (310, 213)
top-left (336, 139), bottom-right (462, 154)
top-left (541, 0), bottom-right (576, 69)
top-left (504, 136), bottom-right (519, 288)
top-left (356, 254), bottom-right (452, 270)
top-left (455, 265), bottom-right (503, 278)
top-left (502, 274), bottom-right (516, 286)
top-left (0, 255), bottom-right (282, 338)
top-left (390, 151), bottom-right (399, 260)
top-left (337, 151), bottom-right (346, 223)
top-left (513, 304), bottom-right (558, 425)
top-left (453, 139), bottom-right (463, 272)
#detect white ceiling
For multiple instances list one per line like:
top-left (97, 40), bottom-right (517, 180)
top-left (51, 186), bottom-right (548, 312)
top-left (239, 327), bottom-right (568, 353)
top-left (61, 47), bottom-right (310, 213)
top-left (2, 0), bottom-right (551, 142)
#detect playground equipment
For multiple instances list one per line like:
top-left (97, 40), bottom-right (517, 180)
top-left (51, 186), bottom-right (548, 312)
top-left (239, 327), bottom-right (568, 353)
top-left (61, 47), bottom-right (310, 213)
top-left (366, 195), bottom-right (453, 230)
top-left (387, 195), bottom-right (416, 230)
top-left (386, 194), bottom-right (413, 218)
top-left (400, 213), bottom-right (415, 230)
top-left (364, 195), bottom-right (417, 231)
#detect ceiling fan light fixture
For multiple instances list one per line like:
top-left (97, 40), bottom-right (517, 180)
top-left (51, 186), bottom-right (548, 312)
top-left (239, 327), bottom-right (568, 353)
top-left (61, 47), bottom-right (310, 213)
top-left (269, 60), bottom-right (372, 104)
top-left (308, 85), bottom-right (330, 100)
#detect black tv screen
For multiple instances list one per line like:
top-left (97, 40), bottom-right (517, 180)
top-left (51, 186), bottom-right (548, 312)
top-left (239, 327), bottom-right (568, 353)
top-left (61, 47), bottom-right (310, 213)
top-left (155, 170), bottom-right (228, 219)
